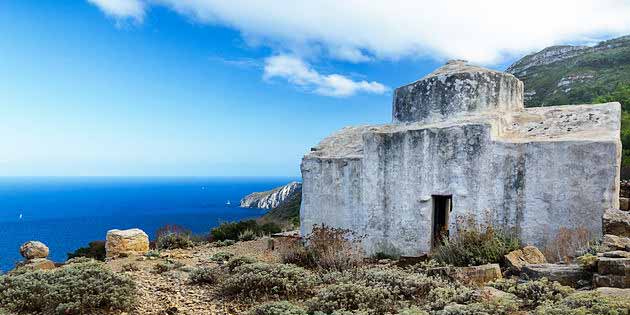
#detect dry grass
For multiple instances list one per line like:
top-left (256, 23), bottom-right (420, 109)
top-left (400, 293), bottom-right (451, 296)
top-left (542, 227), bottom-right (594, 263)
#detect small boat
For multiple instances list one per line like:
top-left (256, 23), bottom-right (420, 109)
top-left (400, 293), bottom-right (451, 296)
top-left (225, 200), bottom-right (231, 206)
top-left (18, 213), bottom-right (23, 220)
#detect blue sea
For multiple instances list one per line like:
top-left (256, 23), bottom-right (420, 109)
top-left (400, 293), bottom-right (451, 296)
top-left (0, 177), bottom-right (298, 272)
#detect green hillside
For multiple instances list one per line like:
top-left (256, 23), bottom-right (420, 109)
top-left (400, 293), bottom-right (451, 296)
top-left (507, 35), bottom-right (630, 165)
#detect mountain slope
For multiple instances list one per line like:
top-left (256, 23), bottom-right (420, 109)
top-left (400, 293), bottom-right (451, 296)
top-left (240, 181), bottom-right (301, 209)
top-left (507, 35), bottom-right (630, 106)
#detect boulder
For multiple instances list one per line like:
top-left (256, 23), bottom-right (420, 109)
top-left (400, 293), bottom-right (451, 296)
top-left (595, 287), bottom-right (630, 298)
top-left (19, 241), bottom-right (49, 259)
top-left (620, 197), bottom-right (630, 211)
top-left (603, 208), bottom-right (630, 237)
top-left (478, 286), bottom-right (517, 301)
top-left (603, 234), bottom-right (630, 251)
top-left (504, 245), bottom-right (546, 271)
top-left (15, 258), bottom-right (56, 271)
top-left (522, 264), bottom-right (591, 287)
top-left (105, 228), bottom-right (149, 258)
top-left (452, 264), bottom-right (502, 286)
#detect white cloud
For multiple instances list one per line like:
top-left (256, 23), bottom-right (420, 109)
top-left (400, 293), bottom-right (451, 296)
top-left (88, 0), bottom-right (630, 64)
top-left (88, 0), bottom-right (145, 21)
top-left (263, 55), bottom-right (387, 97)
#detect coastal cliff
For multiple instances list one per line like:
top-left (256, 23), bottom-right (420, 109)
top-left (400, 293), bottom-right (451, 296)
top-left (240, 181), bottom-right (302, 209)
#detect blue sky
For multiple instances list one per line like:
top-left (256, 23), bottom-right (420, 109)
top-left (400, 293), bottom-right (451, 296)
top-left (2, 1), bottom-right (629, 177)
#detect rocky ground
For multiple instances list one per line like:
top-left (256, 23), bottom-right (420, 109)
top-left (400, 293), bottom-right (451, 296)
top-left (107, 240), bottom-right (279, 315)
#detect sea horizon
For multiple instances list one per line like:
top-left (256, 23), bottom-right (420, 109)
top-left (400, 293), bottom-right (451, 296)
top-left (0, 176), bottom-right (299, 272)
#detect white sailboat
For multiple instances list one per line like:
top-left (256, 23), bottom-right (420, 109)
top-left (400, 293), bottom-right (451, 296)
top-left (225, 200), bottom-right (231, 206)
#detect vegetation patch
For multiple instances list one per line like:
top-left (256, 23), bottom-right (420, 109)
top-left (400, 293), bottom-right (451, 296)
top-left (219, 262), bottom-right (317, 299)
top-left (249, 301), bottom-right (307, 315)
top-left (0, 261), bottom-right (135, 315)
top-left (66, 240), bottom-right (106, 261)
top-left (211, 220), bottom-right (281, 241)
top-left (155, 224), bottom-right (194, 250)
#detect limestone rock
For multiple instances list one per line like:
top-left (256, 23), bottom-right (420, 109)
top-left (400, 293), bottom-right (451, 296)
top-left (603, 208), bottom-right (630, 237)
top-left (106, 228), bottom-right (149, 258)
top-left (603, 251), bottom-right (630, 258)
top-left (593, 274), bottom-right (630, 288)
top-left (452, 264), bottom-right (502, 286)
top-left (620, 197), bottom-right (630, 211)
top-left (240, 182), bottom-right (301, 209)
top-left (16, 258), bottom-right (56, 271)
top-left (603, 234), bottom-right (630, 251)
top-left (597, 257), bottom-right (630, 276)
top-left (522, 264), bottom-right (591, 287)
top-left (505, 245), bottom-right (546, 271)
top-left (478, 286), bottom-right (517, 301)
top-left (19, 241), bottom-right (49, 259)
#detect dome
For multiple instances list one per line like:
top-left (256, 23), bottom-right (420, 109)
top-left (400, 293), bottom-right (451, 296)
top-left (392, 60), bottom-right (524, 123)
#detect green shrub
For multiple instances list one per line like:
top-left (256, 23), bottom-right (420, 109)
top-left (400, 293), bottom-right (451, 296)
top-left (433, 213), bottom-right (520, 267)
top-left (239, 229), bottom-right (257, 241)
top-left (534, 291), bottom-right (630, 315)
top-left (435, 296), bottom-right (520, 315)
top-left (249, 301), bottom-right (307, 315)
top-left (155, 224), bottom-right (194, 250)
top-left (219, 262), bottom-right (316, 299)
top-left (214, 239), bottom-right (237, 247)
top-left (189, 266), bottom-right (219, 284)
top-left (153, 260), bottom-right (184, 274)
top-left (0, 261), bottom-right (135, 314)
top-left (306, 283), bottom-right (398, 315)
top-left (226, 256), bottom-right (257, 272)
top-left (211, 220), bottom-right (281, 241)
top-left (121, 263), bottom-right (140, 272)
top-left (425, 284), bottom-right (477, 310)
top-left (66, 240), bottom-right (106, 261)
top-left (210, 251), bottom-right (234, 263)
top-left (145, 250), bottom-right (161, 258)
top-left (576, 253), bottom-right (598, 271)
top-left (489, 278), bottom-right (573, 307)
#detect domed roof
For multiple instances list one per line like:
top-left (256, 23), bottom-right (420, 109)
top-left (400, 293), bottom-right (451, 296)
top-left (422, 60), bottom-right (504, 80)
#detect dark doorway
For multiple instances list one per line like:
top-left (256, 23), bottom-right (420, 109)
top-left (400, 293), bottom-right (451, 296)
top-left (432, 195), bottom-right (452, 249)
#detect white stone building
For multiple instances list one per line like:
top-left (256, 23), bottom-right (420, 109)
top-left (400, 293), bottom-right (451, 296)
top-left (300, 60), bottom-right (621, 256)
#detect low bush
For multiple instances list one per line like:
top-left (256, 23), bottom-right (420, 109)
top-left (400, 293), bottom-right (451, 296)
top-left (576, 253), bottom-right (598, 271)
top-left (219, 262), bottom-right (316, 299)
top-left (0, 261), bottom-right (135, 314)
top-left (210, 251), bottom-right (234, 263)
top-left (249, 301), bottom-right (307, 315)
top-left (66, 240), bottom-right (106, 261)
top-left (156, 224), bottom-right (194, 250)
top-left (281, 225), bottom-right (363, 271)
top-left (307, 283), bottom-right (398, 315)
top-left (489, 278), bottom-right (573, 308)
top-left (435, 296), bottom-right (520, 315)
top-left (534, 291), bottom-right (630, 315)
top-left (153, 259), bottom-right (185, 274)
top-left (226, 256), bottom-right (257, 272)
top-left (189, 266), bottom-right (219, 284)
top-left (214, 239), bottom-right (236, 247)
top-left (433, 213), bottom-right (520, 267)
top-left (239, 229), bottom-right (257, 241)
top-left (210, 220), bottom-right (281, 241)
top-left (121, 263), bottom-right (140, 272)
top-left (280, 239), bottom-right (316, 268)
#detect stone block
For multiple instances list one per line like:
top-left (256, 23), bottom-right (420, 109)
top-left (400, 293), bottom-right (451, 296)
top-left (603, 208), bottom-right (630, 237)
top-left (593, 274), bottom-right (630, 288)
top-left (452, 264), bottom-right (502, 286)
top-left (620, 197), bottom-right (630, 211)
top-left (602, 251), bottom-right (630, 258)
top-left (522, 264), bottom-right (591, 287)
top-left (106, 228), bottom-right (149, 258)
top-left (597, 257), bottom-right (630, 276)
top-left (15, 258), bottom-right (56, 271)
top-left (595, 287), bottom-right (630, 298)
top-left (603, 234), bottom-right (630, 251)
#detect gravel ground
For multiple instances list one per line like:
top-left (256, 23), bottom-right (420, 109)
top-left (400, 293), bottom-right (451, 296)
top-left (106, 239), bottom-right (282, 315)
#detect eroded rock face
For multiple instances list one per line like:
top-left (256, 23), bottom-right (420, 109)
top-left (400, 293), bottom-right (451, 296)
top-left (452, 264), bottom-right (502, 286)
top-left (240, 181), bottom-right (302, 209)
top-left (19, 241), bottom-right (49, 259)
top-left (106, 228), bottom-right (149, 258)
top-left (505, 246), bottom-right (547, 271)
top-left (603, 209), bottom-right (630, 237)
